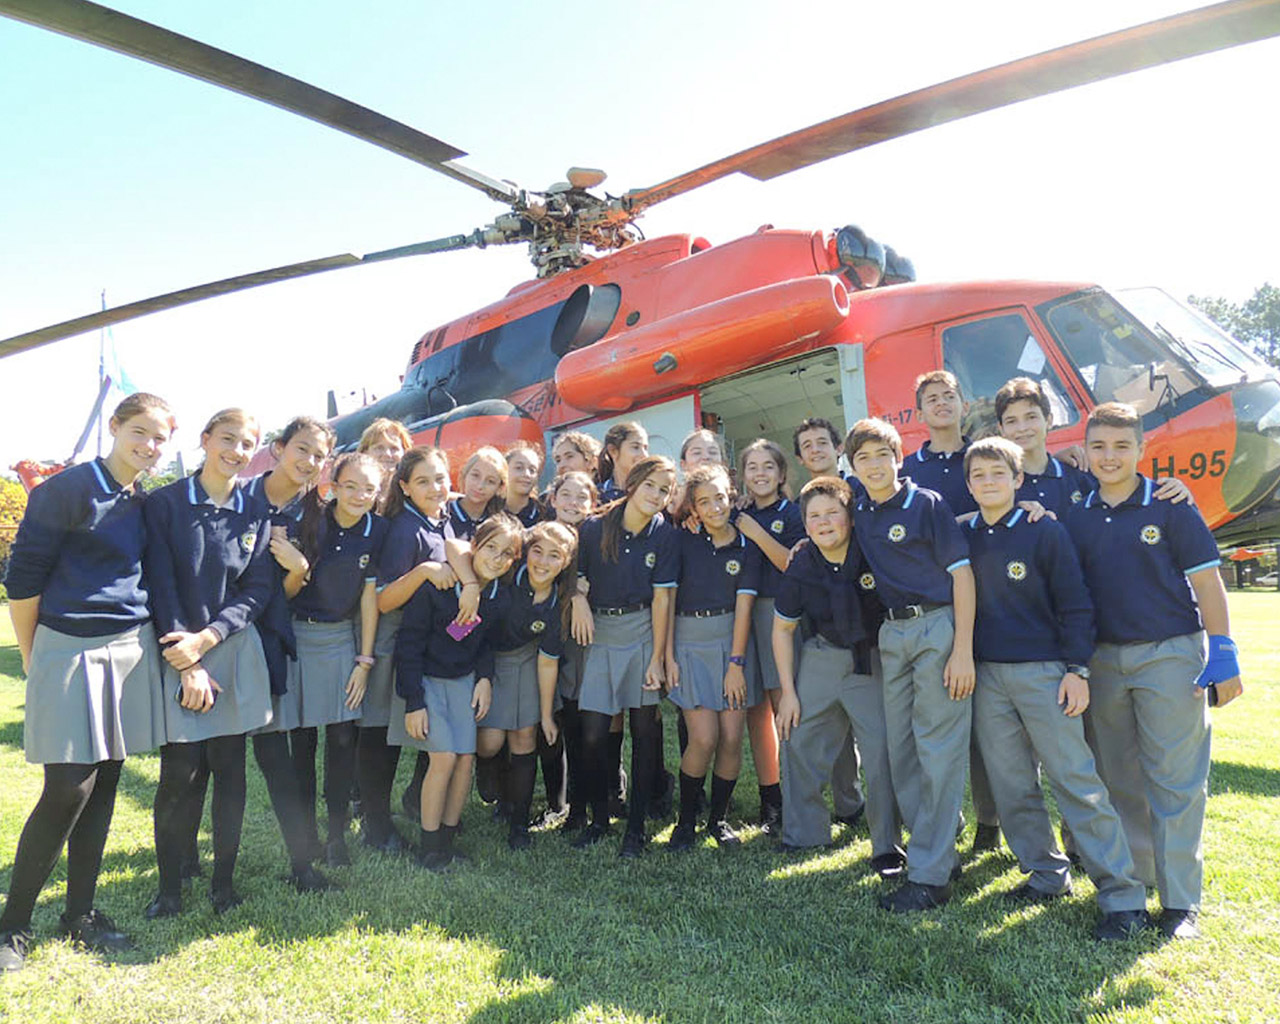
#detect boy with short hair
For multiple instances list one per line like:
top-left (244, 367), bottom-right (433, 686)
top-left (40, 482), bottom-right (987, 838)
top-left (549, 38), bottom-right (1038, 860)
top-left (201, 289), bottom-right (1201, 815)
top-left (1067, 402), bottom-right (1243, 940)
top-left (995, 377), bottom-right (1093, 513)
top-left (846, 418), bottom-right (975, 911)
top-left (793, 418), bottom-right (843, 480)
top-left (964, 436), bottom-right (1150, 941)
top-left (772, 477), bottom-right (901, 871)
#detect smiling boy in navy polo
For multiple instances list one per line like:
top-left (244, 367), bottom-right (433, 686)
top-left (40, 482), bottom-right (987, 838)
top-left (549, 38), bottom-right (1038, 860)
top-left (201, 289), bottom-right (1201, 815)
top-left (965, 436), bottom-right (1150, 941)
top-left (1067, 402), bottom-right (1243, 940)
top-left (846, 418), bottom-right (975, 912)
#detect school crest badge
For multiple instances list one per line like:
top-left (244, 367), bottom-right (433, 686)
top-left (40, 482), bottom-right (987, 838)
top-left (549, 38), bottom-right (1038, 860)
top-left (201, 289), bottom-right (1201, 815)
top-left (770, 519), bottom-right (785, 534)
top-left (1006, 560), bottom-right (1028, 582)
top-left (725, 559), bottom-right (741, 576)
top-left (645, 552), bottom-right (656, 568)
top-left (239, 530), bottom-right (257, 553)
top-left (531, 619), bottom-right (546, 634)
top-left (358, 553), bottom-right (370, 569)
top-left (888, 523), bottom-right (907, 543)
top-left (1070, 490), bottom-right (1084, 504)
top-left (859, 572), bottom-right (876, 590)
top-left (1140, 525), bottom-right (1162, 545)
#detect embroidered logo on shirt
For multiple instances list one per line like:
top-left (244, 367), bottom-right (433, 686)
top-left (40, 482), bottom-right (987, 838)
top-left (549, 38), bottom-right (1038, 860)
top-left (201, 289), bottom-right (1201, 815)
top-left (1070, 490), bottom-right (1084, 504)
top-left (770, 519), bottom-right (785, 534)
top-left (1140, 525), bottom-right (1162, 545)
top-left (1006, 560), bottom-right (1028, 582)
top-left (358, 553), bottom-right (370, 569)
top-left (859, 572), bottom-right (876, 590)
top-left (645, 552), bottom-right (657, 568)
top-left (888, 524), bottom-right (907, 543)
top-left (240, 530), bottom-right (257, 553)
top-left (725, 559), bottom-right (741, 576)
top-left (530, 619), bottom-right (546, 634)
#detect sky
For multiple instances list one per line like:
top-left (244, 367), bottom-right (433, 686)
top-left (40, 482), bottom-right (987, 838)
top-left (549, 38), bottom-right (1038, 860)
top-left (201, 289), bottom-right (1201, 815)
top-left (2, 0), bottom-right (1278, 473)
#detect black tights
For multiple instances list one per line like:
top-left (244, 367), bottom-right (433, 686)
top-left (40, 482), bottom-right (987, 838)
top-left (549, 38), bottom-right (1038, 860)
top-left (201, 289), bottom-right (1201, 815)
top-left (251, 732), bottom-right (316, 871)
top-left (0, 760), bottom-right (122, 930)
top-left (356, 726), bottom-right (401, 843)
top-left (289, 723), bottom-right (358, 846)
top-left (581, 707), bottom-right (659, 836)
top-left (559, 699), bottom-right (584, 818)
top-left (536, 721), bottom-right (567, 813)
top-left (154, 738), bottom-right (246, 897)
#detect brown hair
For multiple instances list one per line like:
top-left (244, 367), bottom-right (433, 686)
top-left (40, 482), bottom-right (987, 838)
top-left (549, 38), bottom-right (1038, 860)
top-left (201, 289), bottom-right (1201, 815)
top-left (273, 415), bottom-right (336, 456)
top-left (553, 430), bottom-right (601, 466)
top-left (598, 454), bottom-right (675, 563)
top-left (792, 417), bottom-right (840, 457)
top-left (460, 445), bottom-right (510, 520)
top-left (358, 417), bottom-right (413, 455)
top-left (964, 436), bottom-right (1023, 478)
top-left (1086, 401), bottom-right (1143, 443)
top-left (738, 438), bottom-right (791, 499)
top-left (550, 469), bottom-right (598, 509)
top-left (914, 370), bottom-right (962, 409)
top-left (597, 421), bottom-right (647, 488)
top-left (383, 446), bottom-right (449, 521)
top-left (471, 513), bottom-right (524, 581)
top-left (678, 428), bottom-right (725, 466)
top-left (798, 475), bottom-right (853, 519)
top-left (201, 408), bottom-right (260, 445)
top-left (676, 463), bottom-right (734, 523)
top-left (524, 520), bottom-right (580, 640)
top-left (111, 392), bottom-right (176, 434)
top-left (298, 452), bottom-right (384, 566)
top-left (843, 418), bottom-right (902, 463)
top-left (995, 377), bottom-right (1051, 425)
top-left (505, 442), bottom-right (543, 469)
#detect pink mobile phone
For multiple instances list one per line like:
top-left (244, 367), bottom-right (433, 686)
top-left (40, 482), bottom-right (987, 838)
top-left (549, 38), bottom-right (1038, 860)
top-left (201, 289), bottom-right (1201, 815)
top-left (446, 615), bottom-right (481, 642)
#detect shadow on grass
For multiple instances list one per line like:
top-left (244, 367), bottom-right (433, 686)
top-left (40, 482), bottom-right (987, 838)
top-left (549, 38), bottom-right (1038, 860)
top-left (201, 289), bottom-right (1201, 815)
top-left (1210, 759), bottom-right (1280, 797)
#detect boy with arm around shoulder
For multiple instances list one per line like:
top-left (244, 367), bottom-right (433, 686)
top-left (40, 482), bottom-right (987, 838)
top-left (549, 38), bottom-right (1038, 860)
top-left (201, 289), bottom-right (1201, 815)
top-left (1067, 402), bottom-right (1242, 940)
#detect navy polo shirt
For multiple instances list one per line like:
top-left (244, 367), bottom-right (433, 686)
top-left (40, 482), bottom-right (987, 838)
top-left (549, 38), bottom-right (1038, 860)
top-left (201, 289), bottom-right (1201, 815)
top-left (377, 505), bottom-right (451, 589)
top-left (577, 512), bottom-right (678, 610)
top-left (290, 509), bottom-right (388, 622)
top-left (1017, 456), bottom-right (1093, 516)
top-left (447, 498), bottom-right (491, 541)
top-left (839, 473), bottom-right (868, 502)
top-left (511, 499), bottom-right (546, 529)
top-left (905, 439), bottom-right (977, 516)
top-left (673, 529), bottom-right (761, 614)
top-left (742, 498), bottom-right (804, 599)
top-left (394, 579), bottom-right (509, 709)
top-left (775, 539), bottom-right (874, 650)
top-left (599, 480), bottom-right (625, 504)
top-left (243, 471), bottom-right (305, 526)
top-left (496, 564), bottom-right (564, 658)
top-left (1065, 476), bottom-right (1222, 645)
top-left (852, 480), bottom-right (970, 609)
top-left (966, 508), bottom-right (1094, 665)
top-left (143, 475), bottom-right (275, 641)
top-left (5, 460), bottom-right (151, 637)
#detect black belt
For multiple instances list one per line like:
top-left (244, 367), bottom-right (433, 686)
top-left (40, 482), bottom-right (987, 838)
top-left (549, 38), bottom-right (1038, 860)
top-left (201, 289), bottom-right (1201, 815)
top-left (883, 602), bottom-right (945, 622)
top-left (677, 606), bottom-right (734, 619)
top-left (595, 602), bottom-right (651, 617)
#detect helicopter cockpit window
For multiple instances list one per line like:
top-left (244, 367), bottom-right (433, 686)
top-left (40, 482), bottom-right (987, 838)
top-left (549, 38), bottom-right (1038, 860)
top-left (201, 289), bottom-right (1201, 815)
top-left (942, 312), bottom-right (1079, 438)
top-left (1040, 290), bottom-right (1204, 418)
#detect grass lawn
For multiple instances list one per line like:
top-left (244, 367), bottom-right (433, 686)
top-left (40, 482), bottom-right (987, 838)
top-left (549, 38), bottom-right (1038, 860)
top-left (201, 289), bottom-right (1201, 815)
top-left (1, 595), bottom-right (1278, 1023)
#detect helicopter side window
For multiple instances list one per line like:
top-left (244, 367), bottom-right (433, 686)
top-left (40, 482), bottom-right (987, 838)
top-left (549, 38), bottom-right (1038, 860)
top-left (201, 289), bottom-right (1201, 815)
top-left (942, 312), bottom-right (1079, 438)
top-left (1039, 291), bottom-right (1201, 417)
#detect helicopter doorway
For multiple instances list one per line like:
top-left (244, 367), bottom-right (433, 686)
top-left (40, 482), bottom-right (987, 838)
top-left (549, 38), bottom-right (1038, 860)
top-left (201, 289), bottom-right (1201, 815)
top-left (699, 346), bottom-right (865, 486)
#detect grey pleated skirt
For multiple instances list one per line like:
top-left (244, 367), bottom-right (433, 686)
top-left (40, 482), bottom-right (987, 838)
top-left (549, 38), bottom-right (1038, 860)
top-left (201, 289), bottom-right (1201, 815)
top-left (387, 673), bottom-right (478, 754)
top-left (579, 608), bottom-right (659, 716)
top-left (479, 642), bottom-right (542, 731)
top-left (752, 597), bottom-right (796, 695)
top-left (24, 622), bottom-right (165, 765)
top-left (669, 612), bottom-right (760, 712)
top-left (162, 626), bottom-right (273, 743)
top-left (358, 608), bottom-right (401, 728)
top-left (286, 619), bottom-right (361, 729)
top-left (556, 637), bottom-right (585, 708)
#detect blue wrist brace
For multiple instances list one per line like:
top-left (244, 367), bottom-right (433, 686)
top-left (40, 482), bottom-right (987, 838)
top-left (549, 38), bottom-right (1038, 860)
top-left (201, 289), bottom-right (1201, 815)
top-left (1196, 634), bottom-right (1239, 688)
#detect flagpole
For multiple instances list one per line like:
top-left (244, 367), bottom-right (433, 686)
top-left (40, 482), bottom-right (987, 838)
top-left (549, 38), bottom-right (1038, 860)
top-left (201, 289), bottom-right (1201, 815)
top-left (96, 289), bottom-right (106, 458)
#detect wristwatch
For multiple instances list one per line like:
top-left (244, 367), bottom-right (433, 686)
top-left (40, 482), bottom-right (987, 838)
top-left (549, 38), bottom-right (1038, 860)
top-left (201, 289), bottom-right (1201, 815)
top-left (728, 655), bottom-right (746, 667)
top-left (1066, 663), bottom-right (1091, 680)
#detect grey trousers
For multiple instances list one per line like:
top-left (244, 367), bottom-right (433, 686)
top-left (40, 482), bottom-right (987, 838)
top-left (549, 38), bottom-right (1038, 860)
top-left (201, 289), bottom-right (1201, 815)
top-left (975, 661), bottom-right (1147, 911)
top-left (969, 731), bottom-right (998, 828)
top-left (1084, 632), bottom-right (1209, 912)
top-left (879, 606), bottom-right (969, 887)
top-left (780, 637), bottom-right (898, 855)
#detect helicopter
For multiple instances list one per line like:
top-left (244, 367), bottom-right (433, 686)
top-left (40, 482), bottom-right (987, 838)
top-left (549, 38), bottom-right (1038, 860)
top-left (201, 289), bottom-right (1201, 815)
top-left (3, 0), bottom-right (1280, 544)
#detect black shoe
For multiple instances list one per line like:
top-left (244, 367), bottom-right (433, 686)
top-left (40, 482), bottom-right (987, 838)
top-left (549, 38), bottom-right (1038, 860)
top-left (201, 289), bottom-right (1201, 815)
top-left (325, 838), bottom-right (351, 868)
top-left (833, 804), bottom-right (865, 829)
top-left (1094, 909), bottom-right (1152, 941)
top-left (774, 841), bottom-right (828, 855)
top-left (879, 881), bottom-right (951, 913)
top-left (361, 827), bottom-right (407, 856)
top-left (1156, 908), bottom-right (1200, 940)
top-left (58, 909), bottom-right (132, 953)
top-left (561, 808), bottom-right (589, 833)
top-left (288, 865), bottom-right (335, 893)
top-left (707, 819), bottom-right (741, 847)
top-left (971, 823), bottom-right (1001, 852)
top-left (619, 831), bottom-right (647, 858)
top-left (416, 849), bottom-right (454, 872)
top-left (668, 822), bottom-right (697, 852)
top-left (210, 887), bottom-right (244, 915)
top-left (144, 893), bottom-right (182, 920)
top-left (508, 828), bottom-right (532, 851)
top-left (400, 788), bottom-right (420, 824)
top-left (571, 822), bottom-right (613, 849)
top-left (870, 848), bottom-right (907, 880)
top-left (1006, 880), bottom-right (1071, 904)
top-left (0, 930), bottom-right (32, 972)
top-left (647, 771), bottom-right (675, 820)
top-left (759, 802), bottom-right (782, 837)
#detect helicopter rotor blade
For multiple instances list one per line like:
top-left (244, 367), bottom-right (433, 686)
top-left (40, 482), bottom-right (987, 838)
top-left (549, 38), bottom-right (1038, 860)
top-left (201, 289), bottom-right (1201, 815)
top-left (0, 0), bottom-right (517, 203)
top-left (0, 232), bottom-right (509, 359)
top-left (626, 0), bottom-right (1280, 210)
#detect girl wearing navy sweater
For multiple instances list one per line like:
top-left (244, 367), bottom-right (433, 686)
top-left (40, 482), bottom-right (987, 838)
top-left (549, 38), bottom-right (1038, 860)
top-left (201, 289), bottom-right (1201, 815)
top-left (143, 408), bottom-right (275, 918)
top-left (395, 515), bottom-right (523, 869)
top-left (0, 393), bottom-right (174, 972)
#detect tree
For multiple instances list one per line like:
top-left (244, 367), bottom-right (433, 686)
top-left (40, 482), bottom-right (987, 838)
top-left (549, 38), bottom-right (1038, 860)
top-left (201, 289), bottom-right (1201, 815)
top-left (0, 474), bottom-right (28, 596)
top-left (1188, 283), bottom-right (1280, 368)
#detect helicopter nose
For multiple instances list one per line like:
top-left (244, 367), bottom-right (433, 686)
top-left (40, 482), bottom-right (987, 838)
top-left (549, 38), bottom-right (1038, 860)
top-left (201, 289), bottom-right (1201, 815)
top-left (1223, 379), bottom-right (1280, 516)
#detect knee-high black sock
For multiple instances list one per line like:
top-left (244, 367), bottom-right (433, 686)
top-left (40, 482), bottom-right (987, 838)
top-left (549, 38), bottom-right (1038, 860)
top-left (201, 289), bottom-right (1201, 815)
top-left (677, 714), bottom-right (689, 759)
top-left (64, 760), bottom-right (122, 918)
top-left (182, 762), bottom-right (209, 870)
top-left (0, 763), bottom-right (103, 930)
top-left (627, 708), bottom-right (658, 836)
top-left (607, 729), bottom-right (625, 804)
top-left (709, 773), bottom-right (737, 826)
top-left (536, 725), bottom-right (567, 812)
top-left (476, 742), bottom-right (506, 805)
top-left (403, 751), bottom-right (430, 814)
top-left (561, 701), bottom-right (584, 815)
top-left (677, 771), bottom-right (704, 830)
top-left (289, 727), bottom-right (320, 850)
top-left (252, 733), bottom-right (314, 871)
top-left (356, 727), bottom-right (397, 843)
top-left (205, 735), bottom-right (247, 893)
top-left (323, 723), bottom-right (358, 842)
top-left (759, 781), bottom-right (782, 811)
top-left (154, 743), bottom-right (205, 899)
top-left (507, 752), bottom-right (537, 835)
top-left (580, 711), bottom-right (612, 826)
top-left (651, 714), bottom-right (669, 796)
